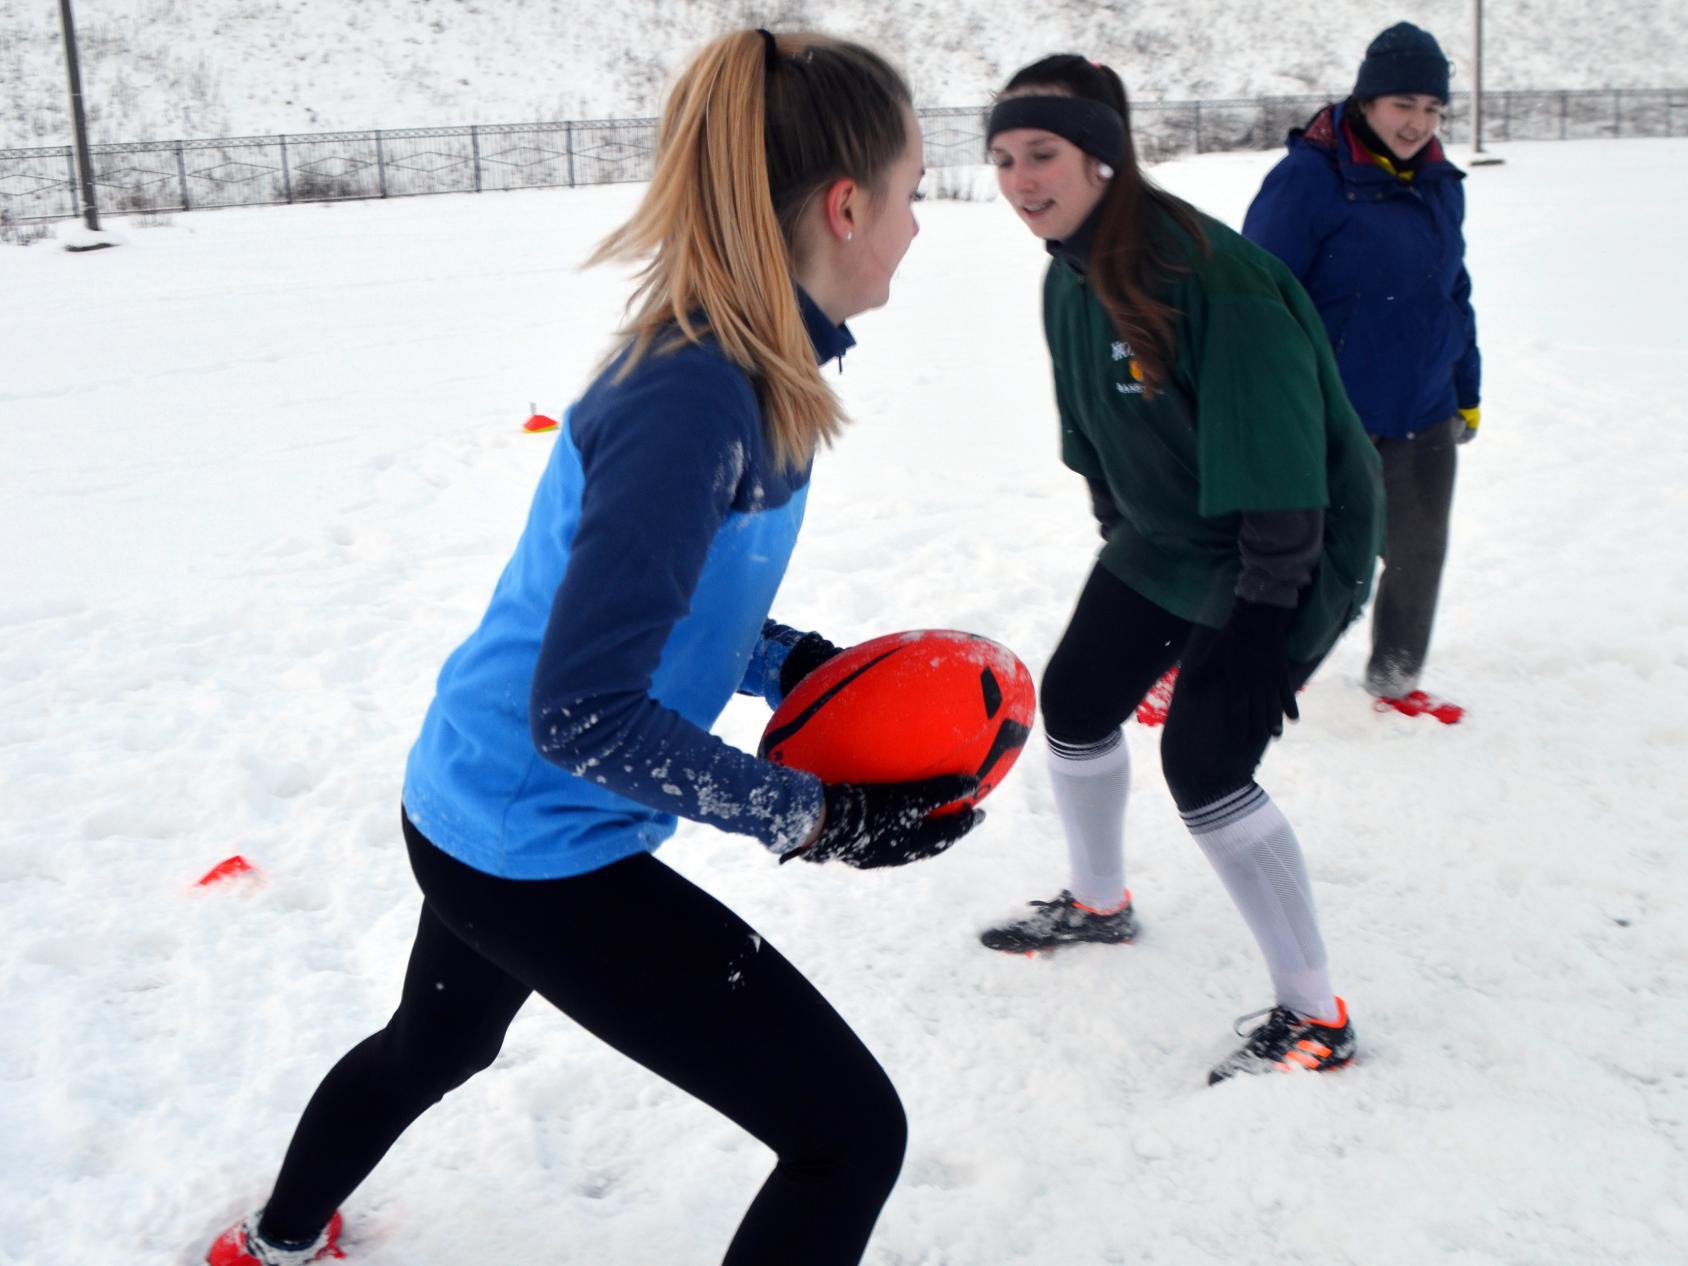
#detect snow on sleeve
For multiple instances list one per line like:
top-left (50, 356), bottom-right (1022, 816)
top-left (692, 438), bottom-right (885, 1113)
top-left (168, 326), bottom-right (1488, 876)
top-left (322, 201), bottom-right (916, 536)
top-left (528, 347), bottom-right (823, 853)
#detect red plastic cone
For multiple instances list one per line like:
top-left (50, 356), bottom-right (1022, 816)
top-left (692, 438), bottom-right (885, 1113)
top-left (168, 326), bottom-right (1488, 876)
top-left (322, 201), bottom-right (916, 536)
top-left (195, 855), bottom-right (257, 886)
top-left (522, 401), bottom-right (558, 434)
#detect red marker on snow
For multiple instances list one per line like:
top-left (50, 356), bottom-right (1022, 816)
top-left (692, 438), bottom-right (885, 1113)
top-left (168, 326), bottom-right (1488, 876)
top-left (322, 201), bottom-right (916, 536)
top-left (1374, 691), bottom-right (1464, 725)
top-left (522, 401), bottom-right (558, 434)
top-left (1135, 666), bottom-right (1178, 727)
top-left (195, 855), bottom-right (258, 886)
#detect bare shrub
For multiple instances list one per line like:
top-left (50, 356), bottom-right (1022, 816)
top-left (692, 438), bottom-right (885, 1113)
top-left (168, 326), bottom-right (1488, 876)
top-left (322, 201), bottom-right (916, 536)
top-left (0, 204), bottom-right (52, 246)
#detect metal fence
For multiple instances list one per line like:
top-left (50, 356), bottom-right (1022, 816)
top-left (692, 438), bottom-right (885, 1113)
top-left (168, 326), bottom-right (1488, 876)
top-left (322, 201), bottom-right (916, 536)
top-left (4, 88), bottom-right (1684, 224)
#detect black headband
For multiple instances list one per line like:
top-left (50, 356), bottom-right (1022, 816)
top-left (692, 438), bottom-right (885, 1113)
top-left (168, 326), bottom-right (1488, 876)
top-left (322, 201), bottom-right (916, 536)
top-left (985, 95), bottom-right (1125, 166)
top-left (755, 28), bottom-right (778, 73)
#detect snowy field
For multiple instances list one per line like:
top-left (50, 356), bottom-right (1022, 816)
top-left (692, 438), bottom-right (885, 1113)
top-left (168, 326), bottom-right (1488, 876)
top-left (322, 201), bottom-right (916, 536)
top-left (3, 138), bottom-right (1687, 1266)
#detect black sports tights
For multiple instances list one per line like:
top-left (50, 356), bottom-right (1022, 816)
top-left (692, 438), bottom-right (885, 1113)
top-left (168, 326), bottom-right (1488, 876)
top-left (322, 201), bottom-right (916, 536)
top-left (257, 814), bottom-right (906, 1266)
top-left (1040, 564), bottom-right (1320, 810)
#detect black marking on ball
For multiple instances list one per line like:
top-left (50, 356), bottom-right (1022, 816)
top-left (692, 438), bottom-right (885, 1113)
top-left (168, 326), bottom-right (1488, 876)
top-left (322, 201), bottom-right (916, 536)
top-left (974, 718), bottom-right (1032, 783)
top-left (759, 648), bottom-right (902, 758)
top-left (980, 668), bottom-right (1003, 719)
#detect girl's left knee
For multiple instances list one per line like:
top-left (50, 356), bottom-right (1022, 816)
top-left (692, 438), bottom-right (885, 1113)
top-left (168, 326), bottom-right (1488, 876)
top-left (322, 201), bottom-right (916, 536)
top-left (787, 1067), bottom-right (906, 1191)
top-left (1161, 710), bottom-right (1260, 813)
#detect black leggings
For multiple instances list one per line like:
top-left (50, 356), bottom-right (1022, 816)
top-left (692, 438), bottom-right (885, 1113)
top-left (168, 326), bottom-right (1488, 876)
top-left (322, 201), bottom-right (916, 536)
top-left (258, 815), bottom-right (906, 1266)
top-left (1040, 565), bottom-right (1319, 811)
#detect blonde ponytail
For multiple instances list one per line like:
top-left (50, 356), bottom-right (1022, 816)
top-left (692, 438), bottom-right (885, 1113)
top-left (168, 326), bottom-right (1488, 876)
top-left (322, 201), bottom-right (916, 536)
top-left (586, 30), bottom-right (911, 471)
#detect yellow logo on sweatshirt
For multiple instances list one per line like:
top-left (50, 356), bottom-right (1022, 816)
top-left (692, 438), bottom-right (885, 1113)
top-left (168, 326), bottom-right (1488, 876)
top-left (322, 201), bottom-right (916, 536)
top-left (1110, 340), bottom-right (1144, 394)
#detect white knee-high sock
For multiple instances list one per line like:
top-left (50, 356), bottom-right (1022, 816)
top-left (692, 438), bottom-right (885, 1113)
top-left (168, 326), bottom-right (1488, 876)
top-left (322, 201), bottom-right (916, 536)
top-left (1047, 731), bottom-right (1131, 912)
top-left (1181, 784), bottom-right (1338, 1020)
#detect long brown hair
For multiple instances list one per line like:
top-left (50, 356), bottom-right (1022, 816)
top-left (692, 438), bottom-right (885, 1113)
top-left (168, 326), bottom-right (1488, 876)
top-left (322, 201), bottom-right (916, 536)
top-left (1001, 55), bottom-right (1208, 394)
top-left (586, 31), bottom-right (912, 471)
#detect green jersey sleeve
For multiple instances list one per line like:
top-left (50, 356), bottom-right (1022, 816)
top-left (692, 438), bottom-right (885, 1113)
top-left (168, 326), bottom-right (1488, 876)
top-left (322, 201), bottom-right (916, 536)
top-left (1187, 291), bottom-right (1331, 519)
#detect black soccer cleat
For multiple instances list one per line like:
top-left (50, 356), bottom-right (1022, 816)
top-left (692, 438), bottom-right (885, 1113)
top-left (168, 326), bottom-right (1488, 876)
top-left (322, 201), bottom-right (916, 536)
top-left (979, 889), bottom-right (1137, 953)
top-left (1207, 997), bottom-right (1356, 1085)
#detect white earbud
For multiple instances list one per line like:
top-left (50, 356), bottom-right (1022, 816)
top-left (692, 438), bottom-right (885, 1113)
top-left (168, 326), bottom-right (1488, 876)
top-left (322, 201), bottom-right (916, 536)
top-left (1097, 163), bottom-right (1115, 180)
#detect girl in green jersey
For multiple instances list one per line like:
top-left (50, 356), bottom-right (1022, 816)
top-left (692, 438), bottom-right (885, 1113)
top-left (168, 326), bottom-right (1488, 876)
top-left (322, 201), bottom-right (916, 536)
top-left (981, 53), bottom-right (1384, 1085)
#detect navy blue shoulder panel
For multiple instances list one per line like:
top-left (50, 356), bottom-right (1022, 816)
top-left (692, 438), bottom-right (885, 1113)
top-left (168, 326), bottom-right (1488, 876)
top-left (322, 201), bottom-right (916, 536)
top-left (524, 335), bottom-right (824, 854)
top-left (568, 337), bottom-right (810, 515)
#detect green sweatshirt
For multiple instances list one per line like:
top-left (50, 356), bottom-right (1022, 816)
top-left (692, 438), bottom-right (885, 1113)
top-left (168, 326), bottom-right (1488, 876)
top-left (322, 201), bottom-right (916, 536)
top-left (1042, 209), bottom-right (1383, 663)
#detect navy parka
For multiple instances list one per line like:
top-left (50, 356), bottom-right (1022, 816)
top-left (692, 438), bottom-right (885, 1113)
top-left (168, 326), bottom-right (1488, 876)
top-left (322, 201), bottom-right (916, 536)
top-left (1243, 100), bottom-right (1480, 440)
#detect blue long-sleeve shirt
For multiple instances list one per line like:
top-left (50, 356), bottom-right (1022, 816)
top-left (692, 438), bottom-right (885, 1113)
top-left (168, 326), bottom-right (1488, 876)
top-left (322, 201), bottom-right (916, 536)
top-left (402, 293), bottom-right (852, 879)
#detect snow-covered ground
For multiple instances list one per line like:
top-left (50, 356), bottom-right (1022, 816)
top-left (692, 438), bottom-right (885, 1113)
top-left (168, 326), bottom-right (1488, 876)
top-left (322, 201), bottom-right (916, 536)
top-left (3, 137), bottom-right (1687, 1266)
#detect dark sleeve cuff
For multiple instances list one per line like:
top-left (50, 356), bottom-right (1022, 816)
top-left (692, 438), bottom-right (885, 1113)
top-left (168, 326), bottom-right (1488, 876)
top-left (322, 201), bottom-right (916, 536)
top-left (1087, 476), bottom-right (1123, 539)
top-left (1236, 508), bottom-right (1324, 608)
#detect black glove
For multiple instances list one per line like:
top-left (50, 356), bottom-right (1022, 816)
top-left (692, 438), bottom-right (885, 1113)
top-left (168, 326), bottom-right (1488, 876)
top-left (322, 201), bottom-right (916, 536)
top-left (1086, 476), bottom-right (1124, 541)
top-left (783, 774), bottom-right (982, 869)
top-left (1182, 599), bottom-right (1299, 751)
top-left (778, 631), bottom-right (843, 697)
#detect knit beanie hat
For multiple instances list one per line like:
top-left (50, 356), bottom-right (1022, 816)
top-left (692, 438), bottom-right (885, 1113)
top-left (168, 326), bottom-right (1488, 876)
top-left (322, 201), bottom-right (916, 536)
top-left (1354, 22), bottom-right (1450, 103)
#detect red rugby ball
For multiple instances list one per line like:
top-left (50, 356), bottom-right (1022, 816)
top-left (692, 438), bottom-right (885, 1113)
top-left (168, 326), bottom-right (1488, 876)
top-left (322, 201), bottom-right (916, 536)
top-left (758, 629), bottom-right (1035, 811)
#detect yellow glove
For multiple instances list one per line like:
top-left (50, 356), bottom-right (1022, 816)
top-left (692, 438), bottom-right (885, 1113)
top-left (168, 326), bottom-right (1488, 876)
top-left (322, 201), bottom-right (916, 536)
top-left (1457, 406), bottom-right (1480, 445)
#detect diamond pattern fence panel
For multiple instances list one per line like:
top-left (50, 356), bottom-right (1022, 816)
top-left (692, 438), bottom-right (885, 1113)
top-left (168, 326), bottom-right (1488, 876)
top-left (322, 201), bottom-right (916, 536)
top-left (917, 107), bottom-right (990, 168)
top-left (0, 146), bottom-right (78, 221)
top-left (375, 128), bottom-right (476, 197)
top-left (1135, 102), bottom-right (1201, 162)
top-left (100, 158), bottom-right (181, 210)
top-left (4, 91), bottom-right (1683, 224)
top-left (275, 132), bottom-right (383, 202)
top-left (174, 137), bottom-right (289, 210)
top-left (562, 120), bottom-right (658, 188)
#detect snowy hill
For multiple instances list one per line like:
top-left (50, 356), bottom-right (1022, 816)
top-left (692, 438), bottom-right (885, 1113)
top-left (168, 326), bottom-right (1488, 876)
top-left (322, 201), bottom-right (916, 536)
top-left (3, 0), bottom-right (1686, 145)
top-left (3, 136), bottom-right (1687, 1265)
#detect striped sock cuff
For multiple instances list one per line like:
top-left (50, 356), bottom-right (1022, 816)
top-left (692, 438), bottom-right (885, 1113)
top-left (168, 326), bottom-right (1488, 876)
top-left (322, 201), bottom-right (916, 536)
top-left (1179, 782), bottom-right (1267, 835)
top-left (1047, 730), bottom-right (1124, 763)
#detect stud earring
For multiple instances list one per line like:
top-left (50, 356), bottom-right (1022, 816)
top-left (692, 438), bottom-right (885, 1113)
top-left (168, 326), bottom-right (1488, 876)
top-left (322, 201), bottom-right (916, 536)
top-left (1097, 163), bottom-right (1115, 180)
top-left (845, 231), bottom-right (853, 241)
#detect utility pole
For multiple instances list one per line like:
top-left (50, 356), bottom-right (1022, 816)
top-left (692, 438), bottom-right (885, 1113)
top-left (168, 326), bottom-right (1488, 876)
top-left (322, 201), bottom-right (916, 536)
top-left (59, 0), bottom-right (113, 242)
top-left (1470, 0), bottom-right (1504, 165)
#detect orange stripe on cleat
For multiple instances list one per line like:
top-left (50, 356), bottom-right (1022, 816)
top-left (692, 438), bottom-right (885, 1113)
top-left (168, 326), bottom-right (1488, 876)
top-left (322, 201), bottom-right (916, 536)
top-left (1075, 897), bottom-right (1130, 916)
top-left (1311, 998), bottom-right (1349, 1028)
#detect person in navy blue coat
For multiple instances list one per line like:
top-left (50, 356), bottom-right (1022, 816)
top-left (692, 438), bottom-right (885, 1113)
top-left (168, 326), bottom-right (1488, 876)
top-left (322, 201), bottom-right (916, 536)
top-left (206, 31), bottom-right (978, 1266)
top-left (1244, 22), bottom-right (1481, 708)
